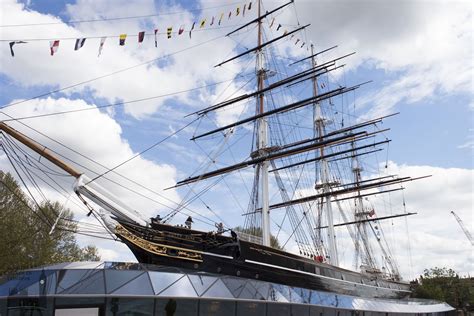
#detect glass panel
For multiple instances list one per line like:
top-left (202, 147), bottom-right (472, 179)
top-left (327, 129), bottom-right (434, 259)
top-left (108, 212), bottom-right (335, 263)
top-left (61, 270), bottom-right (104, 294)
top-left (55, 307), bottom-right (99, 316)
top-left (235, 282), bottom-right (260, 300)
top-left (236, 301), bottom-right (266, 316)
top-left (221, 277), bottom-right (246, 297)
top-left (268, 285), bottom-right (289, 303)
top-left (267, 302), bottom-right (290, 316)
top-left (2, 270), bottom-right (56, 296)
top-left (57, 270), bottom-right (98, 293)
top-left (6, 297), bottom-right (54, 316)
top-left (105, 270), bottom-right (143, 294)
top-left (55, 297), bottom-right (105, 308)
top-left (200, 279), bottom-right (233, 298)
top-left (106, 298), bottom-right (154, 316)
top-left (291, 304), bottom-right (310, 316)
top-left (158, 276), bottom-right (197, 297)
top-left (112, 273), bottom-right (153, 295)
top-left (148, 271), bottom-right (184, 295)
top-left (155, 298), bottom-right (198, 316)
top-left (250, 281), bottom-right (271, 300)
top-left (199, 300), bottom-right (235, 316)
top-left (187, 274), bottom-right (218, 296)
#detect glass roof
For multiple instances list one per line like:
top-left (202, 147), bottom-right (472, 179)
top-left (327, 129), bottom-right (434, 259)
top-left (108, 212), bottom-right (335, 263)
top-left (0, 261), bottom-right (453, 313)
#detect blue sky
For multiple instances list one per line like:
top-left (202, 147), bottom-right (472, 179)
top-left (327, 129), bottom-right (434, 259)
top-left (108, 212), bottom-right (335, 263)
top-left (0, 0), bottom-right (472, 278)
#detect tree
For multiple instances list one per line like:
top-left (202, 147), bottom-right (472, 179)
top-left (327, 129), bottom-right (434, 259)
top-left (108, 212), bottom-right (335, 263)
top-left (412, 267), bottom-right (473, 311)
top-left (233, 226), bottom-right (283, 250)
top-left (0, 171), bottom-right (100, 276)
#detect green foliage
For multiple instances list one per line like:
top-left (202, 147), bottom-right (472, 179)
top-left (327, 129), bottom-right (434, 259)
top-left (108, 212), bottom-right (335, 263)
top-left (0, 171), bottom-right (100, 276)
top-left (412, 267), bottom-right (473, 310)
top-left (233, 226), bottom-right (283, 250)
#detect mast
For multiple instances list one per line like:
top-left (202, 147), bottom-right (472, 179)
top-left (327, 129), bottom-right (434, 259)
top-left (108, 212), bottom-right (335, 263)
top-left (257, 0), bottom-right (271, 247)
top-left (351, 141), bottom-right (377, 269)
top-left (311, 44), bottom-right (338, 266)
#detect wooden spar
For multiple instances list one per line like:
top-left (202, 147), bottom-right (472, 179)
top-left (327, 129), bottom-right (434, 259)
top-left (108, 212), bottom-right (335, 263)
top-left (287, 64), bottom-right (345, 88)
top-left (270, 139), bottom-right (391, 172)
top-left (327, 148), bottom-right (383, 163)
top-left (226, 0), bottom-right (294, 37)
top-left (289, 45), bottom-right (339, 66)
top-left (188, 52), bottom-right (356, 117)
top-left (190, 63), bottom-right (338, 117)
top-left (191, 82), bottom-right (369, 141)
top-left (0, 122), bottom-right (82, 178)
top-left (317, 212), bottom-right (417, 229)
top-left (267, 175), bottom-right (432, 210)
top-left (332, 187), bottom-right (404, 202)
top-left (215, 24), bottom-right (310, 67)
top-left (169, 131), bottom-right (367, 189)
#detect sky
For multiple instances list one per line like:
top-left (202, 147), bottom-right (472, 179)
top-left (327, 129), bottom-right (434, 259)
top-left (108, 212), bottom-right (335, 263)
top-left (0, 0), bottom-right (472, 281)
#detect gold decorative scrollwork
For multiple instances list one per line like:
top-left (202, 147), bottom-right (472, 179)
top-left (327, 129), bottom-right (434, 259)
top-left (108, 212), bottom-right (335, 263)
top-left (115, 224), bottom-right (203, 262)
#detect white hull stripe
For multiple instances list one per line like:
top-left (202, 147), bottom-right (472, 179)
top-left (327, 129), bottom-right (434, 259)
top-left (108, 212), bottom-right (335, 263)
top-left (245, 259), bottom-right (410, 293)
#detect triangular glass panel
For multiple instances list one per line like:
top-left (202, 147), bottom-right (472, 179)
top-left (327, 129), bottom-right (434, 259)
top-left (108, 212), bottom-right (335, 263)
top-left (112, 272), bottom-right (153, 295)
top-left (57, 270), bottom-right (96, 293)
top-left (149, 271), bottom-right (185, 295)
top-left (288, 286), bottom-right (303, 303)
top-left (236, 281), bottom-right (261, 300)
top-left (61, 270), bottom-right (105, 294)
top-left (201, 279), bottom-right (233, 298)
top-left (221, 277), bottom-right (246, 297)
top-left (158, 275), bottom-right (198, 297)
top-left (252, 281), bottom-right (271, 300)
top-left (23, 271), bottom-right (57, 295)
top-left (105, 270), bottom-right (142, 294)
top-left (187, 274), bottom-right (218, 296)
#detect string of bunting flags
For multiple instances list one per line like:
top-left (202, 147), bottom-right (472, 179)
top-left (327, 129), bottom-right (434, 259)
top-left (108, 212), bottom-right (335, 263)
top-left (6, 1), bottom-right (307, 58)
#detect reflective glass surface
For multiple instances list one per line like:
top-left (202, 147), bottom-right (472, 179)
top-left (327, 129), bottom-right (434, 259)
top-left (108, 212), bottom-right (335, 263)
top-left (0, 261), bottom-right (455, 314)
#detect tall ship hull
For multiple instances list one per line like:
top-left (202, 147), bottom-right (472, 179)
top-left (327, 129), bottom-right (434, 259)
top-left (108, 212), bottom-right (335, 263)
top-left (115, 220), bottom-right (411, 299)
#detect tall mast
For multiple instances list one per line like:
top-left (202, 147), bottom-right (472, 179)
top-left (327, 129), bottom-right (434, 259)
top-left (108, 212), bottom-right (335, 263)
top-left (311, 44), bottom-right (338, 266)
top-left (257, 0), bottom-right (271, 247)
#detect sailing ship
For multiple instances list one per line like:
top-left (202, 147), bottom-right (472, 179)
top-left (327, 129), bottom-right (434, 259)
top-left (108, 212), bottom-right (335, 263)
top-left (0, 0), bottom-right (426, 299)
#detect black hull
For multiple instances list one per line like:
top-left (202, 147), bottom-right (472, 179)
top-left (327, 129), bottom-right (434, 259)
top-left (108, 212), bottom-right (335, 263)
top-left (115, 221), bottom-right (411, 299)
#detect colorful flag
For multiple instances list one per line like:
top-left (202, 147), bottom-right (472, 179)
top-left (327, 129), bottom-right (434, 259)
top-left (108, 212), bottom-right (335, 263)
top-left (178, 25), bottom-right (185, 35)
top-left (98, 37), bottom-right (106, 57)
top-left (248, 1), bottom-right (252, 10)
top-left (269, 18), bottom-right (275, 28)
top-left (8, 41), bottom-right (26, 57)
top-left (210, 16), bottom-right (215, 26)
top-left (189, 22), bottom-right (195, 38)
top-left (295, 39), bottom-right (300, 45)
top-left (218, 13), bottom-right (224, 25)
top-left (50, 40), bottom-right (60, 56)
top-left (320, 82), bottom-right (326, 89)
top-left (228, 11), bottom-right (232, 19)
top-left (290, 34), bottom-right (295, 40)
top-left (243, 4), bottom-right (246, 16)
top-left (138, 31), bottom-right (145, 43)
top-left (119, 34), bottom-right (127, 46)
top-left (300, 42), bottom-right (305, 48)
top-left (74, 38), bottom-right (86, 50)
top-left (167, 27), bottom-right (172, 39)
top-left (236, 7), bottom-right (240, 16)
top-left (276, 24), bottom-right (282, 31)
top-left (200, 19), bottom-right (206, 28)
top-left (368, 209), bottom-right (375, 217)
top-left (154, 29), bottom-right (158, 47)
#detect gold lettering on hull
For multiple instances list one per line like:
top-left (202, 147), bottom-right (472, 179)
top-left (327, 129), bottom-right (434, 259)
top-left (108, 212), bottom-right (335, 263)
top-left (115, 224), bottom-right (203, 262)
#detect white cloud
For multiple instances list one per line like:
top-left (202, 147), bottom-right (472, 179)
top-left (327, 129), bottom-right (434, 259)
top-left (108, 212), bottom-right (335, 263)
top-left (0, 0), bottom-right (253, 119)
top-left (272, 0), bottom-right (473, 117)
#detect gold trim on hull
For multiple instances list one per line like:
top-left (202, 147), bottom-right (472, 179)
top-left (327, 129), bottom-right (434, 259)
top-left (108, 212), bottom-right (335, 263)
top-left (115, 224), bottom-right (203, 262)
